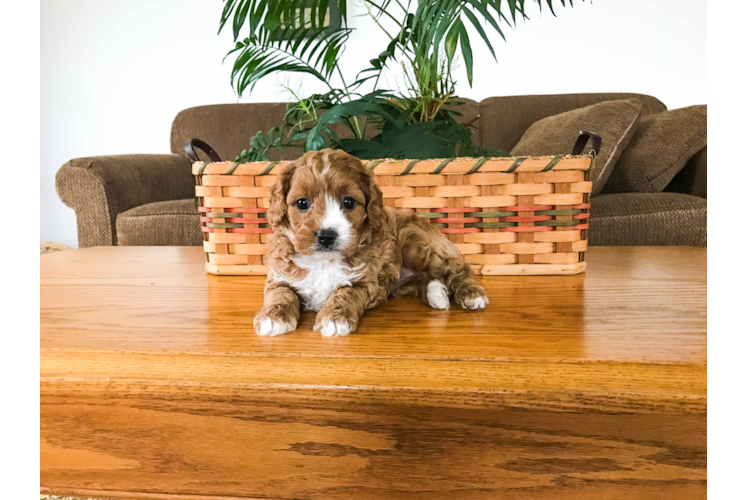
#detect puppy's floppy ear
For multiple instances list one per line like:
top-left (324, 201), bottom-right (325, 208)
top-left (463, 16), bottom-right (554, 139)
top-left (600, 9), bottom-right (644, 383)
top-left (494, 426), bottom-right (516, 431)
top-left (359, 167), bottom-right (385, 238)
top-left (267, 163), bottom-right (297, 228)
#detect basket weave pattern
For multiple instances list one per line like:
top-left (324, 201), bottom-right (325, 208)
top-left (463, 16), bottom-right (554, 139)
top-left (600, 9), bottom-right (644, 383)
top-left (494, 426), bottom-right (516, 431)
top-left (193, 155), bottom-right (593, 276)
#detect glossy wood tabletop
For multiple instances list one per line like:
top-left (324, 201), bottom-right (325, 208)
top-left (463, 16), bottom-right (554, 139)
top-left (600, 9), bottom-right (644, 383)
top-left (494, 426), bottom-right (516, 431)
top-left (41, 246), bottom-right (706, 499)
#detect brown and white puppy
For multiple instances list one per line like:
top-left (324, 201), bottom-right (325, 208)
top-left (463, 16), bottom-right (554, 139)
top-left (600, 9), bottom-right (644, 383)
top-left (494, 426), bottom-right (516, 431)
top-left (254, 149), bottom-right (488, 337)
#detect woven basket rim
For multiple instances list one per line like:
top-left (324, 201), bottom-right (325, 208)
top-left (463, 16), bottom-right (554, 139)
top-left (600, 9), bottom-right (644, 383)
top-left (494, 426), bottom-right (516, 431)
top-left (192, 154), bottom-right (594, 176)
top-left (193, 153), bottom-right (593, 167)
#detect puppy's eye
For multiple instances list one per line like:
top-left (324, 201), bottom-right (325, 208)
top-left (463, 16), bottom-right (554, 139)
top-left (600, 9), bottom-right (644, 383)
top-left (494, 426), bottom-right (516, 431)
top-left (342, 196), bottom-right (356, 210)
top-left (296, 198), bottom-right (310, 211)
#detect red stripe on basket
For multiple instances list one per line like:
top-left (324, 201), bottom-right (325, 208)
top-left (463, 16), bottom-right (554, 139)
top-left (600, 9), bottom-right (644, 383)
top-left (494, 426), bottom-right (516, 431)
top-left (572, 223), bottom-right (589, 230)
top-left (225, 217), bottom-right (267, 224)
top-left (501, 215), bottom-right (553, 222)
top-left (200, 216), bottom-right (212, 223)
top-left (571, 203), bottom-right (591, 209)
top-left (572, 212), bottom-right (590, 220)
top-left (227, 207), bottom-right (268, 213)
top-left (432, 217), bottom-right (481, 224)
top-left (500, 205), bottom-right (553, 212)
top-left (500, 226), bottom-right (553, 232)
top-left (201, 227), bottom-right (274, 234)
top-left (431, 207), bottom-right (480, 213)
top-left (228, 227), bottom-right (274, 234)
top-left (440, 227), bottom-right (482, 234)
top-left (198, 207), bottom-right (267, 214)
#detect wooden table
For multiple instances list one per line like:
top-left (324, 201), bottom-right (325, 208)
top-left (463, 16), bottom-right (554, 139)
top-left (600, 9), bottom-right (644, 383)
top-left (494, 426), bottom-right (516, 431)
top-left (41, 246), bottom-right (706, 500)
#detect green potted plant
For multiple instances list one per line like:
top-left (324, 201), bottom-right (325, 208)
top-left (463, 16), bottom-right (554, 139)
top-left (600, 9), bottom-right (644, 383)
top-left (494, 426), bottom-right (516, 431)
top-left (219, 0), bottom-right (578, 161)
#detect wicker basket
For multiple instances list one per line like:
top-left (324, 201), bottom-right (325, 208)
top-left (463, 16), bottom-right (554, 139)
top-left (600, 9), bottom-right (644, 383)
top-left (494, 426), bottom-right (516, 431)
top-left (191, 133), bottom-right (598, 276)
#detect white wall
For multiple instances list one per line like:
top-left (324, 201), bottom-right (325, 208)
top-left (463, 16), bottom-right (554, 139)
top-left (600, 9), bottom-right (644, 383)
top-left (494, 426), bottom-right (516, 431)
top-left (41, 0), bottom-right (706, 248)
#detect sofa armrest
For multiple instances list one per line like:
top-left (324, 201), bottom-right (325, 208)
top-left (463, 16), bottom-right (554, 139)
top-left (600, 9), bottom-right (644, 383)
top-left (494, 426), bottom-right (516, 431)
top-left (665, 146), bottom-right (707, 199)
top-left (56, 154), bottom-right (193, 247)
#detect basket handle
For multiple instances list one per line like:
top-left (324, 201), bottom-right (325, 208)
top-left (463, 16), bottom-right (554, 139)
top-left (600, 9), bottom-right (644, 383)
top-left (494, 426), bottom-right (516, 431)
top-left (572, 131), bottom-right (602, 157)
top-left (184, 139), bottom-right (222, 162)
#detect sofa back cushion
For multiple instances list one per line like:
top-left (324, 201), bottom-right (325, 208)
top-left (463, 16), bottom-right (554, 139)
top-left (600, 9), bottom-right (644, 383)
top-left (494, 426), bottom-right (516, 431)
top-left (171, 103), bottom-right (290, 162)
top-left (510, 98), bottom-right (643, 196)
top-left (601, 105), bottom-right (707, 194)
top-left (478, 93), bottom-right (666, 152)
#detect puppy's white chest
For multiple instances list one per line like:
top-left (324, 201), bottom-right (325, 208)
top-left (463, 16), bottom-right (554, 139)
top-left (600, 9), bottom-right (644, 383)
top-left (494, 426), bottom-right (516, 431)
top-left (283, 254), bottom-right (363, 311)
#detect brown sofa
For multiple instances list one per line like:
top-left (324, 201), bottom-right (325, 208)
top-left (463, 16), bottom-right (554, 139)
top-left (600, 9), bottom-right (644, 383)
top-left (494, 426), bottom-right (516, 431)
top-left (56, 93), bottom-right (706, 248)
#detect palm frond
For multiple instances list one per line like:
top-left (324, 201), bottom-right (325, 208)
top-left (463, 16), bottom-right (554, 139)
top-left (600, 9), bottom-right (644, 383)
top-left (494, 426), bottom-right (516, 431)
top-left (227, 27), bottom-right (351, 96)
top-left (220, 0), bottom-right (348, 40)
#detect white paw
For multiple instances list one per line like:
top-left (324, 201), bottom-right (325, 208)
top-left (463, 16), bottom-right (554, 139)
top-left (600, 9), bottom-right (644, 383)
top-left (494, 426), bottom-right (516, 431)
top-left (319, 320), bottom-right (352, 337)
top-left (462, 295), bottom-right (488, 310)
top-left (427, 280), bottom-right (450, 310)
top-left (255, 317), bottom-right (297, 336)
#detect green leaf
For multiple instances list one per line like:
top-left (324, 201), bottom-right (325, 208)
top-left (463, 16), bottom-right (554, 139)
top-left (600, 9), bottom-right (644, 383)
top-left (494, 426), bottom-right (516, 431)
top-left (233, 0), bottom-right (251, 41)
top-left (458, 24), bottom-right (473, 86)
top-left (288, 131), bottom-right (308, 143)
top-left (461, 8), bottom-right (497, 59)
top-left (464, 0), bottom-right (504, 43)
top-left (445, 18), bottom-right (462, 67)
top-left (219, 0), bottom-right (240, 34)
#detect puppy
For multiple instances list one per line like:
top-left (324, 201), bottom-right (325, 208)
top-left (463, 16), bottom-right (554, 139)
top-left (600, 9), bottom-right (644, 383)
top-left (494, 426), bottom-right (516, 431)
top-left (254, 149), bottom-right (489, 337)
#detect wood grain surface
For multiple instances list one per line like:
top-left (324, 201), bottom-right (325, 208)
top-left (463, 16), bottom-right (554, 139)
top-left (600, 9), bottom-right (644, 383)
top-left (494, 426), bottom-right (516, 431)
top-left (41, 246), bottom-right (706, 499)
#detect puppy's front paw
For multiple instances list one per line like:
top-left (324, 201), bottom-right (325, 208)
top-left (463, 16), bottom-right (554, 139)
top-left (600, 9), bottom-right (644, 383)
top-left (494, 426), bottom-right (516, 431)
top-left (317, 320), bottom-right (352, 337)
top-left (253, 308), bottom-right (298, 336)
top-left (426, 280), bottom-right (450, 310)
top-left (314, 308), bottom-right (356, 337)
top-left (455, 285), bottom-right (489, 310)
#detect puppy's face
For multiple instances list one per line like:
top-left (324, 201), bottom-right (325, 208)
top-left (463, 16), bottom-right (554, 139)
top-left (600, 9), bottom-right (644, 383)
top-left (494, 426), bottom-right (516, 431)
top-left (267, 149), bottom-right (383, 257)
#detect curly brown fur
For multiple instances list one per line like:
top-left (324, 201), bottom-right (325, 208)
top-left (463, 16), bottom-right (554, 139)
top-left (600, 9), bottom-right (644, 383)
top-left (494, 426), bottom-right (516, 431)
top-left (254, 149), bottom-right (488, 337)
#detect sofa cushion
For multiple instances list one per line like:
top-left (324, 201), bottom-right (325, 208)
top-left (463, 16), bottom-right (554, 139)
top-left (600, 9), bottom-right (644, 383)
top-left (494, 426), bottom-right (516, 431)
top-left (117, 199), bottom-right (202, 246)
top-left (479, 93), bottom-right (666, 152)
top-left (510, 99), bottom-right (643, 196)
top-left (589, 193), bottom-right (706, 246)
top-left (602, 105), bottom-right (707, 194)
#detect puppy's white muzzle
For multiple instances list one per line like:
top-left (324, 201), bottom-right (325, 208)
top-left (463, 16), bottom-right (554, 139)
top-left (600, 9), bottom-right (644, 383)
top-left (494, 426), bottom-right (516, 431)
top-left (315, 195), bottom-right (353, 253)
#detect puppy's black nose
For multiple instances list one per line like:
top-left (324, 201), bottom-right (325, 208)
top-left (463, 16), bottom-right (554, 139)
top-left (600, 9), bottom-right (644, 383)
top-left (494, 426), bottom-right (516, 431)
top-left (317, 229), bottom-right (338, 248)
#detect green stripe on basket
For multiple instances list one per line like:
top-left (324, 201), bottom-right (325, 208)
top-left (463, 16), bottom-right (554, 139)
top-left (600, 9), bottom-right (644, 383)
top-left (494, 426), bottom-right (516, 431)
top-left (464, 211), bottom-right (515, 218)
top-left (467, 157), bottom-right (490, 174)
top-left (432, 158), bottom-right (454, 174)
top-left (430, 222), bottom-right (448, 228)
top-left (535, 209), bottom-right (583, 216)
top-left (416, 212), bottom-right (448, 218)
top-left (204, 222), bottom-right (245, 229)
top-left (367, 159), bottom-right (384, 171)
top-left (541, 155), bottom-right (563, 172)
top-left (259, 161), bottom-right (278, 175)
top-left (205, 222), bottom-right (272, 229)
top-left (205, 212), bottom-right (242, 218)
top-left (506, 157), bottom-right (526, 173)
top-left (401, 160), bottom-right (420, 175)
top-left (465, 221), bottom-right (518, 228)
top-left (223, 162), bottom-right (240, 175)
top-left (534, 219), bottom-right (580, 227)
